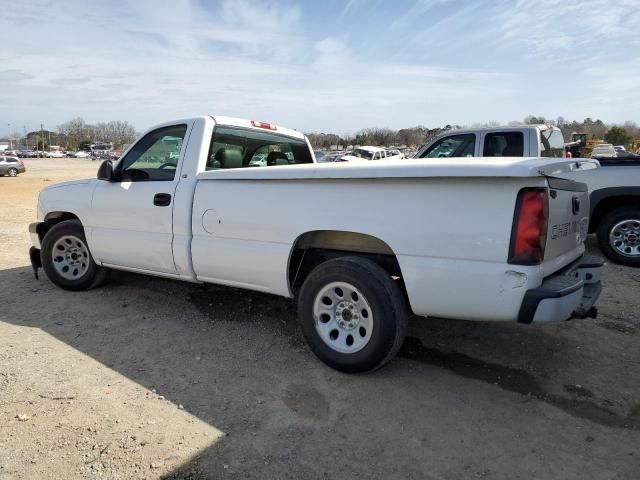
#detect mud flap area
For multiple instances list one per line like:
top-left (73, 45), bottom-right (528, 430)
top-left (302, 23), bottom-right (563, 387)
top-left (29, 246), bottom-right (42, 280)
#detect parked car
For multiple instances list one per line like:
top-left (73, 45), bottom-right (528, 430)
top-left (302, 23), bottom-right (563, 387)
top-left (49, 151), bottom-right (65, 158)
top-left (340, 146), bottom-right (402, 162)
top-left (611, 146), bottom-right (635, 158)
top-left (0, 156), bottom-right (26, 176)
top-left (321, 153), bottom-right (344, 162)
top-left (29, 115), bottom-right (603, 372)
top-left (415, 125), bottom-right (640, 266)
top-left (75, 151), bottom-right (91, 158)
top-left (590, 144), bottom-right (616, 158)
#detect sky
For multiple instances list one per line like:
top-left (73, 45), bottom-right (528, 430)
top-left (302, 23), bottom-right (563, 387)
top-left (1, 0), bottom-right (639, 136)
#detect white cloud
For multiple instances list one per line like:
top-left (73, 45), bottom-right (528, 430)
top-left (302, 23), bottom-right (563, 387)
top-left (0, 0), bottom-right (637, 134)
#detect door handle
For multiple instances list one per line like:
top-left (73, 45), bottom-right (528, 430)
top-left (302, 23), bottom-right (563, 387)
top-left (153, 193), bottom-right (172, 207)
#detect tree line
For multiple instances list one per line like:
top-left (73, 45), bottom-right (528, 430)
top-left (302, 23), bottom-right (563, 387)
top-left (7, 118), bottom-right (138, 151)
top-left (5, 115), bottom-right (639, 152)
top-left (56, 118), bottom-right (137, 150)
top-left (306, 116), bottom-right (640, 150)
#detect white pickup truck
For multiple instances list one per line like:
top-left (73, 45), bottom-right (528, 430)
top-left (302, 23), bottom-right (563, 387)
top-left (416, 125), bottom-right (640, 267)
top-left (29, 116), bottom-right (603, 372)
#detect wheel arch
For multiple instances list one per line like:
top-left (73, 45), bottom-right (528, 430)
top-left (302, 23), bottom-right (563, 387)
top-left (38, 212), bottom-right (82, 242)
top-left (589, 187), bottom-right (640, 233)
top-left (287, 230), bottom-right (404, 295)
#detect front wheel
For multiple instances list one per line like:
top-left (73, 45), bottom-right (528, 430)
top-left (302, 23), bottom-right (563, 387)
top-left (596, 207), bottom-right (640, 267)
top-left (41, 219), bottom-right (108, 290)
top-left (7, 168), bottom-right (18, 177)
top-left (297, 256), bottom-right (408, 373)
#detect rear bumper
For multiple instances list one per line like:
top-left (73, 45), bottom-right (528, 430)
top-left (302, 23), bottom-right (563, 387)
top-left (517, 255), bottom-right (604, 324)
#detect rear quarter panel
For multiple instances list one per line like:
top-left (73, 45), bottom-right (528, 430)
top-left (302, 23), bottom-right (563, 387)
top-left (191, 176), bottom-right (549, 320)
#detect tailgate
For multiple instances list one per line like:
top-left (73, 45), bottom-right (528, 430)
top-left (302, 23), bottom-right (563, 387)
top-left (544, 177), bottom-right (589, 262)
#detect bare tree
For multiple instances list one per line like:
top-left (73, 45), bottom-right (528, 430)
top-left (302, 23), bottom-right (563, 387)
top-left (57, 118), bottom-right (137, 149)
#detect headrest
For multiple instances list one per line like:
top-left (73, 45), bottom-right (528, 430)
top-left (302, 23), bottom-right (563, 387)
top-left (222, 149), bottom-right (244, 169)
top-left (267, 151), bottom-right (289, 166)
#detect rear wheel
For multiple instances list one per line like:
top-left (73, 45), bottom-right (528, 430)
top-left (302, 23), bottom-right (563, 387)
top-left (41, 220), bottom-right (108, 290)
top-left (297, 256), bottom-right (407, 373)
top-left (7, 168), bottom-right (18, 177)
top-left (597, 207), bottom-right (640, 267)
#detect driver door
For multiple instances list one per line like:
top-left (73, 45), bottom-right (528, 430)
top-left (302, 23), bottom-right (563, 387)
top-left (89, 124), bottom-right (188, 274)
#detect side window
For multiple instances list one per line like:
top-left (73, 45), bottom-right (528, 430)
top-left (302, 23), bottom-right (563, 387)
top-left (206, 127), bottom-right (313, 170)
top-left (420, 134), bottom-right (476, 158)
top-left (483, 132), bottom-right (524, 157)
top-left (540, 129), bottom-right (565, 158)
top-left (118, 125), bottom-right (187, 181)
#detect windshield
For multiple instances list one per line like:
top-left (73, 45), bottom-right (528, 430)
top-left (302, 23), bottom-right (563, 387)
top-left (350, 148), bottom-right (374, 160)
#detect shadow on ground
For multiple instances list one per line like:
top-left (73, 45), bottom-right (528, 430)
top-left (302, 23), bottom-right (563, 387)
top-left (1, 264), bottom-right (639, 479)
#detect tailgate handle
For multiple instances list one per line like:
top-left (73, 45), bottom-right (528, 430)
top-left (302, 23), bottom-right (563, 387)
top-left (154, 193), bottom-right (172, 207)
top-left (572, 196), bottom-right (581, 214)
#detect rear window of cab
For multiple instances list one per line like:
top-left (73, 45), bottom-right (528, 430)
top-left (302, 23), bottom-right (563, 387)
top-left (206, 127), bottom-right (313, 170)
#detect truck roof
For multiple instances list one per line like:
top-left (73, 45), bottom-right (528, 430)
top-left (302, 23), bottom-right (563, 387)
top-left (211, 115), bottom-right (306, 140)
top-left (437, 124), bottom-right (560, 137)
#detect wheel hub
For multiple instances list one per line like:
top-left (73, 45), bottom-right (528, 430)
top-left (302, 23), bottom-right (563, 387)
top-left (52, 235), bottom-right (90, 280)
top-left (335, 300), bottom-right (359, 330)
top-left (312, 281), bottom-right (373, 354)
top-left (610, 219), bottom-right (640, 257)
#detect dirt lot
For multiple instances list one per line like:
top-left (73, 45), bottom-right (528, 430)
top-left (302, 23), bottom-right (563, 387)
top-left (1, 158), bottom-right (639, 479)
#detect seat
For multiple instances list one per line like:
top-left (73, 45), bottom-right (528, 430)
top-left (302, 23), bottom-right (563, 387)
top-left (266, 151), bottom-right (289, 166)
top-left (221, 149), bottom-right (243, 169)
top-left (206, 149), bottom-right (224, 169)
top-left (209, 148), bottom-right (244, 169)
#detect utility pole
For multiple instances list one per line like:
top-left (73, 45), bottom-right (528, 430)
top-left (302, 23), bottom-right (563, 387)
top-left (7, 123), bottom-right (11, 149)
top-left (40, 124), bottom-right (44, 153)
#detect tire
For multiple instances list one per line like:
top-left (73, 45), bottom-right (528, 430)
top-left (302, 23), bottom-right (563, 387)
top-left (41, 219), bottom-right (108, 290)
top-left (297, 256), bottom-right (408, 373)
top-left (596, 207), bottom-right (640, 267)
top-left (7, 168), bottom-right (18, 177)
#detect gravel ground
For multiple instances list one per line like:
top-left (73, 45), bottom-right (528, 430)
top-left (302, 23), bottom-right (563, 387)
top-left (0, 158), bottom-right (639, 479)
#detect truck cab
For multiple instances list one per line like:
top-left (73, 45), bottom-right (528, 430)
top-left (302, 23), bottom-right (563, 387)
top-left (415, 125), bottom-right (565, 159)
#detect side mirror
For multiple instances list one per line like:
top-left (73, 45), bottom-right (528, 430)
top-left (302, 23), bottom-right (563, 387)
top-left (97, 160), bottom-right (115, 181)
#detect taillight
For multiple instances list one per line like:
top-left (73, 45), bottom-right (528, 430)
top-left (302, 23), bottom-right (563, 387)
top-left (508, 188), bottom-right (549, 265)
top-left (251, 120), bottom-right (277, 130)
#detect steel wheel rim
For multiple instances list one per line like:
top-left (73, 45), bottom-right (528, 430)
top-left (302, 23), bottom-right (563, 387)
top-left (8, 169), bottom-right (17, 177)
top-left (609, 219), bottom-right (640, 257)
top-left (313, 281), bottom-right (373, 354)
top-left (51, 235), bottom-right (90, 280)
